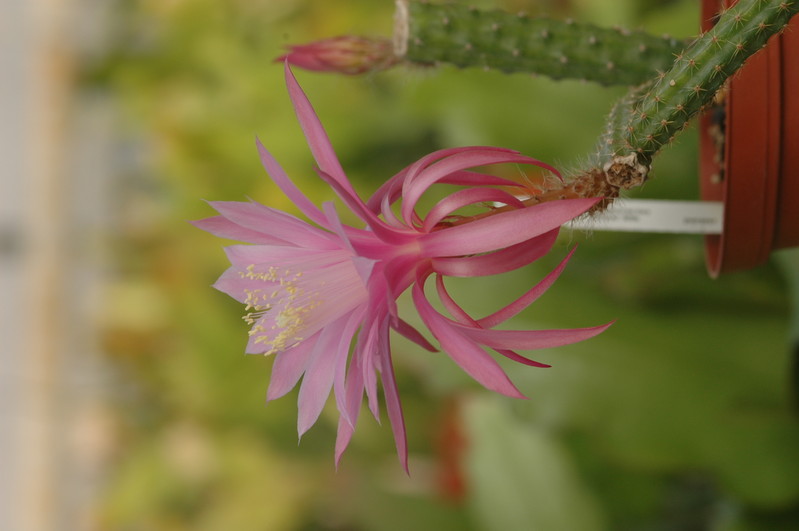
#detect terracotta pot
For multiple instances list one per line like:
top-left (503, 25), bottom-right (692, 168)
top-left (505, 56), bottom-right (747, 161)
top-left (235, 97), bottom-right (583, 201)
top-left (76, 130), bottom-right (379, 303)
top-left (699, 1), bottom-right (799, 277)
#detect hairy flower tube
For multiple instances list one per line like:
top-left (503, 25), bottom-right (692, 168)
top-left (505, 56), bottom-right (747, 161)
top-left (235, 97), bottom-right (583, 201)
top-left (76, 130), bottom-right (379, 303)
top-left (193, 64), bottom-right (611, 470)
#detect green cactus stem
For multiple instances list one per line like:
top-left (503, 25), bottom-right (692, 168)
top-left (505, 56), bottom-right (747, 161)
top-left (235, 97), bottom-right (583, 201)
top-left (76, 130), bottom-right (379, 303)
top-left (394, 0), bottom-right (684, 86)
top-left (598, 0), bottom-right (799, 189)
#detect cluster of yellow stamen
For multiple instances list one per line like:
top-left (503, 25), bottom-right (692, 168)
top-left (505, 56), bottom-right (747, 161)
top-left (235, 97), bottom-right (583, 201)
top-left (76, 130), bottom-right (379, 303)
top-left (238, 264), bottom-right (321, 355)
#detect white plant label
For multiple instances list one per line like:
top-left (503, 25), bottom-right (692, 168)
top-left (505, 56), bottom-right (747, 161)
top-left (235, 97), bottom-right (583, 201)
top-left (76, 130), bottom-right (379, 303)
top-left (567, 199), bottom-right (724, 234)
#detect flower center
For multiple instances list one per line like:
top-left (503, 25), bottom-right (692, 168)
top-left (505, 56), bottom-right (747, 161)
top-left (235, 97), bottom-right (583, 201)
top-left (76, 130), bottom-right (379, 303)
top-left (238, 255), bottom-right (369, 355)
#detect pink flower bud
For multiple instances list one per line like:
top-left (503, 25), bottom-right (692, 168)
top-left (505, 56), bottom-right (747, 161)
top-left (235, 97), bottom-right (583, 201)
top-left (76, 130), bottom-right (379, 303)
top-left (276, 36), bottom-right (398, 75)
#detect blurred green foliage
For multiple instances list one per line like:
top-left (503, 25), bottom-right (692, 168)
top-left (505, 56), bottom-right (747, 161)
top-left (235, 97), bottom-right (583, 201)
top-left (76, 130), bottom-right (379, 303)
top-left (87, 0), bottom-right (799, 529)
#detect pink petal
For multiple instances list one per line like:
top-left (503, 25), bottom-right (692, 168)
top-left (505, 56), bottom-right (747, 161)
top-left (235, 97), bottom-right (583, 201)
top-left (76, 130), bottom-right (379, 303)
top-left (315, 169), bottom-right (415, 245)
top-left (439, 169), bottom-right (541, 188)
top-left (333, 308), bottom-right (368, 424)
top-left (297, 314), bottom-right (358, 436)
top-left (366, 147), bottom-right (519, 212)
top-left (422, 187), bottom-right (526, 232)
top-left (434, 274), bottom-right (473, 325)
top-left (378, 335), bottom-right (409, 472)
top-left (412, 279), bottom-right (525, 399)
top-left (401, 150), bottom-right (560, 226)
top-left (335, 355), bottom-right (365, 467)
top-left (431, 229), bottom-right (559, 277)
top-left (478, 248), bottom-right (575, 328)
top-left (256, 138), bottom-right (327, 226)
top-left (433, 275), bottom-right (550, 368)
top-left (284, 63), bottom-right (354, 195)
top-left (460, 322), bottom-right (614, 350)
top-left (356, 317), bottom-right (383, 421)
top-left (220, 244), bottom-right (347, 271)
top-left (391, 317), bottom-right (437, 352)
top-left (209, 200), bottom-right (335, 248)
top-left (190, 216), bottom-right (287, 245)
top-left (266, 336), bottom-right (318, 399)
top-left (419, 198), bottom-right (600, 257)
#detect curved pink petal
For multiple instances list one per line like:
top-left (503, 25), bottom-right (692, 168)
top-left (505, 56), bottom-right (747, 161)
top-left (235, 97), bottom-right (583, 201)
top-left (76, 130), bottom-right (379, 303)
top-left (412, 278), bottom-right (525, 399)
top-left (419, 198), bottom-right (600, 257)
top-left (431, 229), bottom-right (559, 277)
top-left (315, 169), bottom-right (417, 245)
top-left (460, 322), bottom-right (614, 350)
top-left (438, 169), bottom-right (542, 188)
top-left (366, 147), bottom-right (520, 212)
top-left (478, 248), bottom-right (576, 328)
top-left (422, 187), bottom-right (525, 232)
top-left (433, 275), bottom-right (550, 368)
top-left (401, 150), bottom-right (561, 226)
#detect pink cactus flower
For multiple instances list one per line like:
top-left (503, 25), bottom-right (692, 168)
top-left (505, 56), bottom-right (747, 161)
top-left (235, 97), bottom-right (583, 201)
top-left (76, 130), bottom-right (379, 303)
top-left (275, 36), bottom-right (398, 75)
top-left (193, 64), bottom-right (611, 470)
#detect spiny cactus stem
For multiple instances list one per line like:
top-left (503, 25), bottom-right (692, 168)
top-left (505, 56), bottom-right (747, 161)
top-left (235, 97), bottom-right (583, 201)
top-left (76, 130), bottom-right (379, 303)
top-left (394, 0), bottom-right (684, 86)
top-left (611, 0), bottom-right (799, 176)
top-left (589, 0), bottom-right (799, 198)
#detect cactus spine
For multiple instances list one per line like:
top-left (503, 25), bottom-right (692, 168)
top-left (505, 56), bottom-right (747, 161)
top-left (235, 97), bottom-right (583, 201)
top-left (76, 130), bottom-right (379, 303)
top-left (396, 1), bottom-right (684, 86)
top-left (614, 0), bottom-right (799, 170)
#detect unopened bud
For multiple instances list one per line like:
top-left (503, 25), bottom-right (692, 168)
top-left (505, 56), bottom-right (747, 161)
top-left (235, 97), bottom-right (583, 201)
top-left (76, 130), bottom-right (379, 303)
top-left (276, 36), bottom-right (398, 75)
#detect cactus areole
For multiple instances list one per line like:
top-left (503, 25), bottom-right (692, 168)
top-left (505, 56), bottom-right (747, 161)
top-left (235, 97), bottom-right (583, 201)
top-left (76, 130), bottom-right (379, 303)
top-left (700, 0), bottom-right (799, 276)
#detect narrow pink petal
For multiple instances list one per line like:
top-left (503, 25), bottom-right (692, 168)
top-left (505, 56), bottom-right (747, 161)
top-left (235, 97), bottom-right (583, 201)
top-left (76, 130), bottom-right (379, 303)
top-left (297, 314), bottom-right (356, 436)
top-left (378, 334), bottom-right (409, 472)
top-left (478, 248), bottom-right (575, 328)
top-left (412, 279), bottom-right (525, 399)
top-left (322, 201), bottom-right (356, 254)
top-left (370, 168), bottom-right (528, 215)
top-left (266, 336), bottom-right (318, 399)
top-left (460, 322), bottom-right (614, 350)
top-left (335, 416), bottom-right (356, 469)
top-left (333, 308), bottom-right (367, 424)
top-left (391, 317), bottom-right (437, 352)
top-left (422, 187), bottom-right (525, 232)
top-left (284, 63), bottom-right (354, 194)
top-left (190, 216), bottom-right (287, 245)
top-left (335, 354), bottom-right (365, 467)
top-left (209, 200), bottom-right (335, 248)
top-left (419, 198), bottom-right (600, 257)
top-left (380, 192), bottom-right (405, 228)
top-left (434, 275), bottom-right (473, 325)
top-left (359, 319), bottom-right (382, 421)
top-left (432, 229), bottom-right (559, 277)
top-left (256, 138), bottom-right (327, 226)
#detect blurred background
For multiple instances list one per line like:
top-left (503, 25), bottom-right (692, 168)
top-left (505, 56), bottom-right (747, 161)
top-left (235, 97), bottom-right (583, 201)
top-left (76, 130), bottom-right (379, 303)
top-left (3, 0), bottom-right (799, 529)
